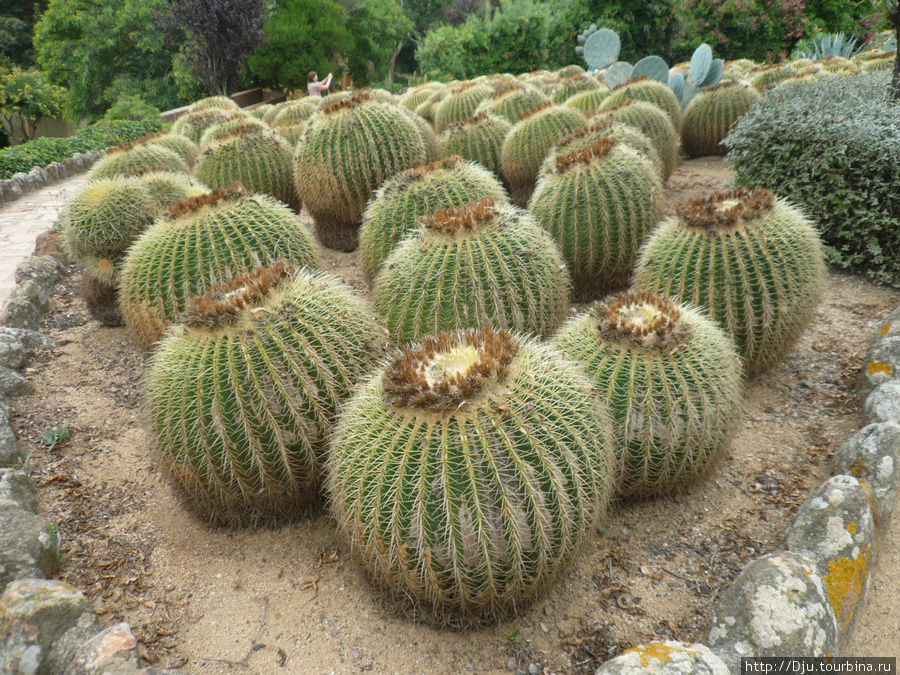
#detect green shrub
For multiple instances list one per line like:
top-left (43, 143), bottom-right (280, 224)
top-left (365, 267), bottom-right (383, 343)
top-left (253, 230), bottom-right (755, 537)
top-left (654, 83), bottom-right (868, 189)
top-left (0, 120), bottom-right (164, 179)
top-left (723, 72), bottom-right (900, 286)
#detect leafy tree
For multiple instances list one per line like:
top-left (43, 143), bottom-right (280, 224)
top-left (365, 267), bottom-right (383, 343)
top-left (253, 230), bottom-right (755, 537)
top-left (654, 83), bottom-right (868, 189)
top-left (33, 0), bottom-right (185, 122)
top-left (0, 66), bottom-right (65, 143)
top-left (339, 0), bottom-right (411, 84)
top-left (872, 0), bottom-right (900, 99)
top-left (158, 0), bottom-right (268, 96)
top-left (0, 16), bottom-right (34, 67)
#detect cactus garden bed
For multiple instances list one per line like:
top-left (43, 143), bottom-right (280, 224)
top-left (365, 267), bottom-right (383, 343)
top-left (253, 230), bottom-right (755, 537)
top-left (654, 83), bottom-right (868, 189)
top-left (10, 157), bottom-right (900, 672)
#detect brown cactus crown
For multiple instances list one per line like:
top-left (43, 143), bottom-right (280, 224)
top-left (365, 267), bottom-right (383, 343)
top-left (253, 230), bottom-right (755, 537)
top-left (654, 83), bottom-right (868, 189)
top-left (676, 187), bottom-right (775, 233)
top-left (322, 90), bottom-right (374, 115)
top-left (383, 326), bottom-right (518, 413)
top-left (596, 98), bottom-right (638, 114)
top-left (595, 289), bottom-right (690, 351)
top-left (130, 130), bottom-right (170, 146)
top-left (702, 79), bottom-right (740, 93)
top-left (164, 184), bottom-right (247, 219)
top-left (519, 101), bottom-right (553, 120)
top-left (490, 81), bottom-right (525, 99)
top-left (612, 75), bottom-right (650, 92)
top-left (864, 51), bottom-right (896, 62)
top-left (556, 119), bottom-right (614, 149)
top-left (421, 197), bottom-right (498, 236)
top-left (556, 138), bottom-right (617, 173)
top-left (123, 165), bottom-right (182, 179)
top-left (388, 156), bottom-right (464, 193)
top-left (445, 111), bottom-right (489, 131)
top-left (181, 261), bottom-right (294, 330)
top-left (451, 82), bottom-right (478, 95)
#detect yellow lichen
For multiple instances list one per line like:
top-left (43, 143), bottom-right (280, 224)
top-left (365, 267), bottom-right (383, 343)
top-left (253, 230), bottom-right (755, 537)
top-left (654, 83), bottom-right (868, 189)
top-left (623, 641), bottom-right (696, 667)
top-left (847, 523), bottom-right (857, 535)
top-left (867, 360), bottom-right (893, 376)
top-left (824, 546), bottom-right (870, 634)
top-left (880, 323), bottom-right (893, 336)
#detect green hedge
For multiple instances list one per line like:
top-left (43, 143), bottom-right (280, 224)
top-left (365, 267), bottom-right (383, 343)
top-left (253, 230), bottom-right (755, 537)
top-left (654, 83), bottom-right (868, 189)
top-left (0, 120), bottom-right (165, 180)
top-left (723, 72), bottom-right (900, 287)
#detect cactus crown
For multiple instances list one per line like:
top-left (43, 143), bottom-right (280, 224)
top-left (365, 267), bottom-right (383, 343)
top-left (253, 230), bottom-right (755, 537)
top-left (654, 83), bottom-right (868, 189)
top-left (676, 187), bottom-right (775, 232)
top-left (451, 82), bottom-right (478, 94)
top-left (212, 123), bottom-right (265, 142)
top-left (446, 111), bottom-right (489, 130)
top-left (382, 326), bottom-right (518, 413)
top-left (421, 197), bottom-right (497, 235)
top-left (123, 164), bottom-right (181, 178)
top-left (557, 118), bottom-right (614, 147)
top-left (612, 75), bottom-right (650, 91)
top-left (322, 90), bottom-right (374, 115)
top-left (131, 130), bottom-right (170, 145)
top-left (555, 138), bottom-right (617, 173)
top-left (180, 261), bottom-right (294, 330)
top-left (701, 79), bottom-right (741, 93)
top-left (490, 82), bottom-right (525, 98)
top-left (595, 289), bottom-right (690, 350)
top-left (165, 184), bottom-right (247, 219)
top-left (596, 98), bottom-right (637, 114)
top-left (384, 155), bottom-right (465, 194)
top-left (519, 101), bottom-right (553, 120)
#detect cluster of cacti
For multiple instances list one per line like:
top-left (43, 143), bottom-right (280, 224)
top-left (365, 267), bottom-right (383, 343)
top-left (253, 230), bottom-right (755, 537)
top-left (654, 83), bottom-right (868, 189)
top-left (500, 103), bottom-right (587, 206)
top-left (294, 90), bottom-right (437, 251)
top-left (529, 138), bottom-right (665, 297)
top-left (633, 187), bottom-right (828, 375)
top-left (433, 82), bottom-right (493, 132)
top-left (474, 83), bottom-right (550, 124)
top-left (439, 112), bottom-right (512, 176)
top-left (327, 326), bottom-right (616, 626)
top-left (681, 80), bottom-right (761, 157)
top-left (147, 261), bottom-right (388, 524)
top-left (551, 290), bottom-right (743, 497)
top-left (118, 185), bottom-right (321, 350)
top-left (185, 95), bottom-right (239, 113)
top-left (373, 198), bottom-right (570, 344)
top-left (747, 64), bottom-right (797, 89)
top-left (359, 156), bottom-right (509, 283)
top-left (88, 141), bottom-right (190, 181)
top-left (591, 99), bottom-right (678, 182)
top-left (193, 125), bottom-right (301, 211)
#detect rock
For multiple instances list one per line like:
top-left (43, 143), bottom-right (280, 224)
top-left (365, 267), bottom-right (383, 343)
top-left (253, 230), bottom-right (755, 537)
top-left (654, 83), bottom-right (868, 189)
top-left (1, 297), bottom-right (44, 331)
top-left (859, 336), bottom-right (900, 399)
top-left (71, 154), bottom-right (85, 172)
top-left (44, 621), bottom-right (102, 675)
top-left (0, 333), bottom-right (26, 369)
top-left (0, 469), bottom-right (39, 512)
top-left (9, 280), bottom-right (51, 315)
top-left (0, 179), bottom-right (24, 203)
top-left (64, 622), bottom-right (139, 675)
top-left (832, 422), bottom-right (900, 527)
top-left (708, 552), bottom-right (838, 672)
top-left (874, 307), bottom-right (900, 341)
top-left (784, 475), bottom-right (874, 649)
top-left (0, 327), bottom-right (56, 351)
top-left (11, 172), bottom-right (34, 195)
top-left (0, 508), bottom-right (61, 587)
top-left (0, 579), bottom-right (95, 675)
top-left (45, 162), bottom-right (69, 182)
top-left (15, 256), bottom-right (67, 290)
top-left (864, 381), bottom-right (900, 425)
top-left (0, 364), bottom-right (35, 398)
top-left (594, 641), bottom-right (729, 674)
top-left (0, 407), bottom-right (24, 467)
top-left (32, 231), bottom-right (69, 266)
top-left (27, 167), bottom-right (47, 190)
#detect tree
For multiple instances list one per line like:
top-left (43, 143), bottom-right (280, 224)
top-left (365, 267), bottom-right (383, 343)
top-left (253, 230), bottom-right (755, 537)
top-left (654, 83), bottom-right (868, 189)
top-left (339, 0), bottom-right (411, 85)
top-left (0, 66), bottom-right (65, 142)
top-left (33, 0), bottom-right (185, 122)
top-left (158, 0), bottom-right (268, 96)
top-left (873, 0), bottom-right (900, 100)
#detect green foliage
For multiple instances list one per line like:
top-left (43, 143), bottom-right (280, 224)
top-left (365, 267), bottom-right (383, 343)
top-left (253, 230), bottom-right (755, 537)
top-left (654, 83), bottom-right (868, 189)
top-left (587, 0), bottom-right (680, 63)
top-left (0, 66), bottom-right (66, 143)
top-left (723, 72), bottom-right (900, 286)
top-left (0, 15), bottom-right (34, 68)
top-left (0, 119), bottom-right (164, 179)
top-left (101, 95), bottom-right (162, 122)
top-left (41, 421), bottom-right (69, 450)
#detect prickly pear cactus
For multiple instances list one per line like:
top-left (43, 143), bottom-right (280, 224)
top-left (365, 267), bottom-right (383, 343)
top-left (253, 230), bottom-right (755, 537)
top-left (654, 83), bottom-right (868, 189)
top-left (500, 103), bottom-right (587, 207)
top-left (147, 262), bottom-right (388, 525)
top-left (551, 290), bottom-right (743, 498)
top-left (373, 198), bottom-right (570, 344)
top-left (118, 186), bottom-right (322, 351)
top-left (88, 141), bottom-right (190, 181)
top-left (529, 138), bottom-right (665, 297)
top-left (633, 188), bottom-right (829, 376)
top-left (681, 80), bottom-right (761, 158)
top-left (591, 99), bottom-right (679, 182)
top-left (294, 90), bottom-right (434, 251)
top-left (474, 82), bottom-right (551, 124)
top-left (600, 76), bottom-right (683, 133)
top-left (359, 156), bottom-right (509, 283)
top-left (439, 112), bottom-right (512, 176)
top-left (327, 326), bottom-right (616, 626)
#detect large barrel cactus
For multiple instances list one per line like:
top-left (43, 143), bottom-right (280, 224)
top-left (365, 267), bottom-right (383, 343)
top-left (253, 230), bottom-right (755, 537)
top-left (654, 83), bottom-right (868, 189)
top-left (681, 80), bottom-right (761, 158)
top-left (88, 142), bottom-right (190, 181)
top-left (172, 108), bottom-right (233, 145)
top-left (633, 188), bottom-right (829, 376)
top-left (529, 138), bottom-right (665, 297)
top-left (549, 73), bottom-right (602, 104)
top-left (197, 113), bottom-right (268, 148)
top-left (125, 167), bottom-right (209, 211)
top-left (433, 82), bottom-right (493, 132)
top-left (564, 87), bottom-right (611, 117)
top-left (271, 99), bottom-right (319, 126)
top-left (591, 99), bottom-right (678, 182)
top-left (500, 103), bottom-right (587, 207)
top-left (359, 156), bottom-right (509, 283)
top-left (147, 133), bottom-right (201, 168)
top-left (438, 112), bottom-right (512, 176)
top-left (399, 82), bottom-right (445, 111)
top-left (294, 91), bottom-right (435, 252)
top-left (552, 290), bottom-right (743, 498)
top-left (600, 76), bottom-right (683, 133)
top-left (193, 125), bottom-right (301, 211)
top-left (147, 262), bottom-right (387, 525)
top-left (373, 198), bottom-right (570, 344)
top-left (474, 82), bottom-right (551, 124)
top-left (327, 326), bottom-right (616, 626)
top-left (119, 186), bottom-right (322, 351)
top-left (185, 95), bottom-right (239, 113)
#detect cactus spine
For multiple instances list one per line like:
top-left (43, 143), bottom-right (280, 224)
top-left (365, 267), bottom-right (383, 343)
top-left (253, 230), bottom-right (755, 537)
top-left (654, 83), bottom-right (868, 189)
top-left (88, 142), bottom-right (190, 181)
top-left (433, 82), bottom-right (493, 132)
top-left (373, 198), bottom-right (570, 344)
top-left (147, 262), bottom-right (388, 524)
top-left (439, 112), bottom-right (512, 177)
top-left (632, 188), bottom-right (828, 376)
top-left (552, 290), bottom-right (743, 497)
top-left (474, 83), bottom-right (551, 124)
top-left (600, 76), bottom-right (683, 133)
top-left (591, 99), bottom-right (679, 182)
top-left (328, 327), bottom-right (616, 626)
top-left (681, 80), bottom-right (761, 158)
top-left (564, 87), bottom-right (612, 117)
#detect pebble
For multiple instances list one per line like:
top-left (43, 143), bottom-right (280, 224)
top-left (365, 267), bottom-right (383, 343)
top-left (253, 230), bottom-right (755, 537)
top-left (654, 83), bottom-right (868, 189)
top-left (330, 628), bottom-right (339, 637)
top-left (507, 658), bottom-right (517, 670)
top-left (540, 622), bottom-right (549, 633)
top-left (528, 663), bottom-right (540, 674)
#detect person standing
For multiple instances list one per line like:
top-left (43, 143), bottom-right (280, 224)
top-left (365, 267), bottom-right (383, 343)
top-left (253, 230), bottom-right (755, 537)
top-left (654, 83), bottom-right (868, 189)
top-left (308, 71), bottom-right (333, 97)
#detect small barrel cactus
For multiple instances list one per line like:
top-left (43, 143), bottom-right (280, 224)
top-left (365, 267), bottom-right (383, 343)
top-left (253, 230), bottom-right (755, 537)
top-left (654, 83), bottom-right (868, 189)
top-left (438, 112), bottom-right (512, 177)
top-left (88, 141), bottom-right (190, 181)
top-left (124, 166), bottom-right (209, 211)
top-left (474, 82), bottom-right (551, 124)
top-left (171, 108), bottom-right (234, 144)
top-left (327, 326), bottom-right (616, 626)
top-left (551, 290), bottom-right (743, 498)
top-left (399, 82), bottom-right (445, 111)
top-left (294, 90), bottom-right (435, 252)
top-left (632, 188), bottom-right (829, 376)
top-left (549, 73), bottom-right (602, 104)
top-left (681, 80), bottom-right (761, 158)
top-left (146, 133), bottom-right (201, 168)
top-left (185, 95), bottom-right (239, 113)
top-left (193, 125), bottom-right (301, 211)
top-left (564, 87), bottom-right (611, 117)
top-left (271, 99), bottom-right (319, 126)
top-left (373, 198), bottom-right (569, 344)
top-left (529, 138), bottom-right (665, 298)
top-left (147, 262), bottom-right (388, 525)
top-left (591, 99), bottom-right (678, 182)
top-left (747, 64), bottom-right (797, 89)
top-left (556, 64), bottom-right (588, 78)
top-left (600, 76), bottom-right (683, 133)
top-left (433, 82), bottom-right (493, 132)
top-left (359, 156), bottom-right (509, 283)
top-left (197, 113), bottom-right (268, 148)
top-left (500, 103), bottom-right (587, 207)
top-left (119, 185), bottom-right (322, 351)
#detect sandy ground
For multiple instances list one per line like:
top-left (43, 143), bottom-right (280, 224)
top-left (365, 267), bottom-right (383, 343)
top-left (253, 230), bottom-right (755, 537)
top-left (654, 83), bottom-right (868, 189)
top-left (9, 157), bottom-right (900, 673)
